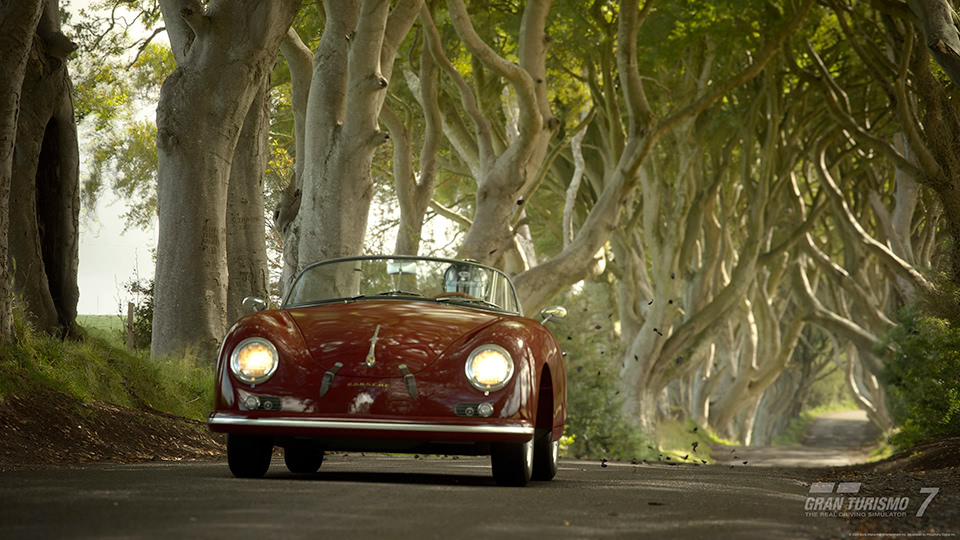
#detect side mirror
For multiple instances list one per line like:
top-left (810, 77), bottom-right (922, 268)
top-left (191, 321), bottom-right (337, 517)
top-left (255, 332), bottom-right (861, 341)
top-left (242, 296), bottom-right (268, 314)
top-left (539, 305), bottom-right (567, 325)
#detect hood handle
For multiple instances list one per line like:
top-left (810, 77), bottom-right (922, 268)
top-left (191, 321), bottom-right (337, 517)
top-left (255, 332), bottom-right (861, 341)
top-left (318, 362), bottom-right (343, 398)
top-left (398, 364), bottom-right (418, 400)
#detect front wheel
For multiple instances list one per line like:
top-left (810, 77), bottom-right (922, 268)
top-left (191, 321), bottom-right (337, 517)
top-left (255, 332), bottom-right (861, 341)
top-left (531, 428), bottom-right (559, 481)
top-left (227, 434), bottom-right (273, 478)
top-left (284, 445), bottom-right (324, 474)
top-left (491, 438), bottom-right (533, 487)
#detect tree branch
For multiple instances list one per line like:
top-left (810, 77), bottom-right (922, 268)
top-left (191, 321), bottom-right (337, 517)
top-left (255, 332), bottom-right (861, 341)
top-left (420, 5), bottom-right (494, 167)
top-left (894, 24), bottom-right (942, 178)
top-left (655, 0), bottom-right (815, 139)
top-left (429, 199), bottom-right (473, 228)
top-left (280, 26), bottom-right (313, 182)
top-left (446, 0), bottom-right (542, 139)
top-left (814, 136), bottom-right (935, 298)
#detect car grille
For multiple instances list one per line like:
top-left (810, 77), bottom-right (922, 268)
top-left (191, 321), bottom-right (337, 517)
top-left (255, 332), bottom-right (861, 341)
top-left (255, 396), bottom-right (282, 411)
top-left (454, 403), bottom-right (483, 417)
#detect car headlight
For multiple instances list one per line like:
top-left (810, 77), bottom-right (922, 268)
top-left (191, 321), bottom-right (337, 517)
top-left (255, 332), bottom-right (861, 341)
top-left (230, 337), bottom-right (279, 385)
top-left (465, 344), bottom-right (514, 392)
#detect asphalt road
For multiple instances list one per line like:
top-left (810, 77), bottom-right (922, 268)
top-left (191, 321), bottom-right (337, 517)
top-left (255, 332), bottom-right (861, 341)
top-left (0, 455), bottom-right (846, 539)
top-left (713, 410), bottom-right (881, 468)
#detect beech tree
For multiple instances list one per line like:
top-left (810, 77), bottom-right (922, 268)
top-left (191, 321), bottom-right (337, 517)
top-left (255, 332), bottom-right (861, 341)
top-left (151, 0), bottom-right (299, 360)
top-left (56, 0), bottom-right (954, 445)
top-left (277, 1), bottom-right (423, 287)
top-left (821, 0), bottom-right (960, 286)
top-left (0, 0), bottom-right (44, 342)
top-left (2, 0), bottom-right (80, 339)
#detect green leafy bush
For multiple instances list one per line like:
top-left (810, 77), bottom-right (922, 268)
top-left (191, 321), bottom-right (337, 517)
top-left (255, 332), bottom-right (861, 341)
top-left (553, 283), bottom-right (653, 460)
top-left (123, 277), bottom-right (154, 350)
top-left (884, 282), bottom-right (960, 447)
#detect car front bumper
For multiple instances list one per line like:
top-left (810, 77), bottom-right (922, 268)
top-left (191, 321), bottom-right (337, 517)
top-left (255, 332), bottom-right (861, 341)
top-left (208, 412), bottom-right (534, 445)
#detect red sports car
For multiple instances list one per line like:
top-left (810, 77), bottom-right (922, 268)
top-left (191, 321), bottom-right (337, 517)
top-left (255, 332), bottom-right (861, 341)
top-left (208, 256), bottom-right (567, 486)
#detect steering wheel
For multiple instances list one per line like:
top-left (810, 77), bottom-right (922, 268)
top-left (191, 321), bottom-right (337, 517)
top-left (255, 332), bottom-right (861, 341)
top-left (434, 291), bottom-right (479, 301)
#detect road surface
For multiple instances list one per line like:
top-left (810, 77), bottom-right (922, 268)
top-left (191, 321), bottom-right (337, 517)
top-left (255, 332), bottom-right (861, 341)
top-left (0, 455), bottom-right (846, 539)
top-left (712, 409), bottom-right (880, 468)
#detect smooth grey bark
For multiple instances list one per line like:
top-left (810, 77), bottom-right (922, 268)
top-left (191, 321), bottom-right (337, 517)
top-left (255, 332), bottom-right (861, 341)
top-left (512, 0), bottom-right (815, 315)
top-left (385, 31), bottom-right (441, 257)
top-left (440, 0), bottom-right (559, 266)
top-left (0, 0), bottom-right (44, 342)
top-left (276, 27), bottom-right (311, 298)
top-left (226, 77), bottom-right (270, 325)
top-left (827, 3), bottom-right (960, 286)
top-left (152, 0), bottom-right (299, 361)
top-left (7, 0), bottom-right (80, 338)
top-left (908, 0), bottom-right (960, 87)
top-left (294, 0), bottom-right (422, 270)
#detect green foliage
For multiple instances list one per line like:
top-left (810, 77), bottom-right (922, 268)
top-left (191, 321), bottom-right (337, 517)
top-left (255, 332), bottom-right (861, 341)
top-left (123, 278), bottom-right (154, 350)
top-left (76, 314), bottom-right (126, 348)
top-left (0, 301), bottom-right (211, 421)
top-left (802, 359), bottom-right (853, 411)
top-left (884, 284), bottom-right (960, 447)
top-left (556, 282), bottom-right (653, 460)
top-left (70, 21), bottom-right (172, 230)
top-left (656, 419), bottom-right (721, 463)
top-left (772, 401), bottom-right (857, 446)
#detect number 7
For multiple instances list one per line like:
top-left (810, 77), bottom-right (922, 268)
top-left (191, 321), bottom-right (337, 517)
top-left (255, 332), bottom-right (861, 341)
top-left (917, 487), bottom-right (939, 517)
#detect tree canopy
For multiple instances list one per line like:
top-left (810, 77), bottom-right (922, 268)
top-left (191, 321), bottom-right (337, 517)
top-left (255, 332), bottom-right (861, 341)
top-left (43, 0), bottom-right (960, 445)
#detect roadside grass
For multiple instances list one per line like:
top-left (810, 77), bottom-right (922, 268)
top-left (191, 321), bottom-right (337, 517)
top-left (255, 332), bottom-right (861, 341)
top-left (772, 400), bottom-right (859, 446)
top-left (76, 314), bottom-right (126, 348)
top-left (655, 418), bottom-right (731, 463)
top-left (0, 308), bottom-right (213, 421)
top-left (867, 437), bottom-right (896, 462)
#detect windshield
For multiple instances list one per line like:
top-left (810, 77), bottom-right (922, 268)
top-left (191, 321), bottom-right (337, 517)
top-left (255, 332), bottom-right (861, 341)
top-left (285, 256), bottom-right (521, 313)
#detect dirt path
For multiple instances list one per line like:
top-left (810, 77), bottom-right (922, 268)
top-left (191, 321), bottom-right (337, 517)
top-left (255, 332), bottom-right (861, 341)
top-left (712, 409), bottom-right (880, 467)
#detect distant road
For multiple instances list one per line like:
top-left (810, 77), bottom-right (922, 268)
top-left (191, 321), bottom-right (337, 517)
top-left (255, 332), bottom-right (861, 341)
top-left (712, 409), bottom-right (880, 468)
top-left (0, 456), bottom-right (847, 539)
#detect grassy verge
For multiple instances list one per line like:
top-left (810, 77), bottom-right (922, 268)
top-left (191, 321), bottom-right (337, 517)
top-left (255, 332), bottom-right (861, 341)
top-left (656, 418), bottom-right (738, 463)
top-left (772, 401), bottom-right (858, 446)
top-left (867, 437), bottom-right (896, 462)
top-left (76, 314), bottom-right (127, 348)
top-left (0, 308), bottom-right (213, 421)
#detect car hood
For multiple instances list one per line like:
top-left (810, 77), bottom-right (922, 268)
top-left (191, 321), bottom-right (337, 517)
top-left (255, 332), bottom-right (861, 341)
top-left (286, 300), bottom-right (504, 377)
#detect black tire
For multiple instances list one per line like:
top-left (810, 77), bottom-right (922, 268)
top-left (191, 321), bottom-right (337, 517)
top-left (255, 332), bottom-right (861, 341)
top-left (227, 434), bottom-right (273, 478)
top-left (284, 445), bottom-right (325, 474)
top-left (531, 428), bottom-right (559, 481)
top-left (490, 438), bottom-right (533, 487)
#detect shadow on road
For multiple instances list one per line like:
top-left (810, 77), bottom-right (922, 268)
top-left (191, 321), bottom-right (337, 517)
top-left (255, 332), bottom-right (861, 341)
top-left (264, 469), bottom-right (497, 487)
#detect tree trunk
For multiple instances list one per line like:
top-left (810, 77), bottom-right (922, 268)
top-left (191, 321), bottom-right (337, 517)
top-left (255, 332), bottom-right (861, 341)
top-left (386, 30), bottom-right (441, 257)
top-left (294, 0), bottom-right (421, 269)
top-left (276, 27), bottom-right (311, 297)
top-left (7, 0), bottom-right (80, 338)
top-left (0, 0), bottom-right (44, 342)
top-left (226, 78), bottom-right (270, 324)
top-left (442, 0), bottom-right (558, 266)
top-left (152, 0), bottom-right (299, 361)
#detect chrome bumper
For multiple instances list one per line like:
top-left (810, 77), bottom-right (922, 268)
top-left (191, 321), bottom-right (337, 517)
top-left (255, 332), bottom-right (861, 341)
top-left (208, 413), bottom-right (534, 436)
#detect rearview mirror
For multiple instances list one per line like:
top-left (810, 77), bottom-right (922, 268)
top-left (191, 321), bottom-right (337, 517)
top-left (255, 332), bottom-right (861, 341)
top-left (242, 296), bottom-right (268, 314)
top-left (387, 261), bottom-right (418, 275)
top-left (539, 306), bottom-right (567, 325)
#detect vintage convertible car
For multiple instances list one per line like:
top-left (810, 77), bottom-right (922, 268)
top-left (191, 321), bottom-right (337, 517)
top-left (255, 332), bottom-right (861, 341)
top-left (208, 255), bottom-right (567, 486)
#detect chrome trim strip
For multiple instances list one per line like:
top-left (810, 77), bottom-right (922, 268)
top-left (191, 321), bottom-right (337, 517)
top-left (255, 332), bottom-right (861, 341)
top-left (208, 415), bottom-right (534, 435)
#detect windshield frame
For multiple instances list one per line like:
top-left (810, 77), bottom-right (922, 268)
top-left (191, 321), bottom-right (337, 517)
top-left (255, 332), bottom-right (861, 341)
top-left (282, 255), bottom-right (523, 315)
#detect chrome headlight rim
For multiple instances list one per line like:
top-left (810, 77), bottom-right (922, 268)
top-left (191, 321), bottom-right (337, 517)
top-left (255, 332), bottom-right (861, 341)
top-left (229, 337), bottom-right (279, 385)
top-left (464, 343), bottom-right (515, 392)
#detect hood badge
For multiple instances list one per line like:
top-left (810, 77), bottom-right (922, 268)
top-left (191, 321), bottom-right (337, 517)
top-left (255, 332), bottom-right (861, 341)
top-left (365, 324), bottom-right (381, 367)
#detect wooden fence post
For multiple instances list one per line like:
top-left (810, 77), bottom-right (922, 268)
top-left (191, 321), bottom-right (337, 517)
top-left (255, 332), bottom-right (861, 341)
top-left (126, 302), bottom-right (135, 350)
